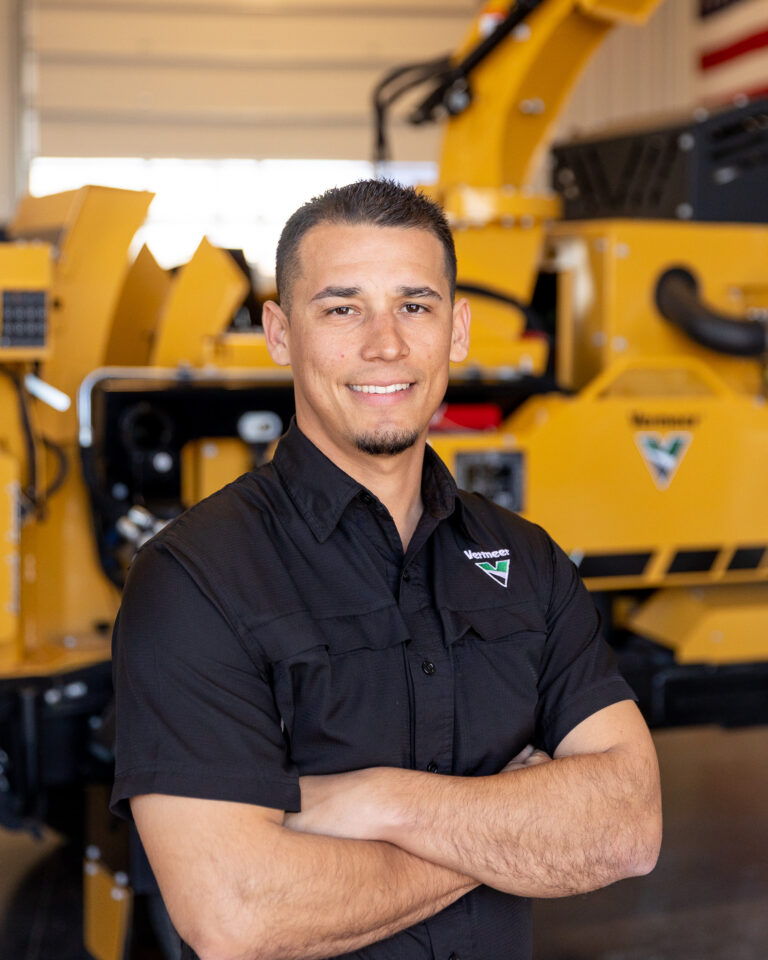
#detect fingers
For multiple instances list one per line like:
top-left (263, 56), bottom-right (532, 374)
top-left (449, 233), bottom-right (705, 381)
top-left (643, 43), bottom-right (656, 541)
top-left (501, 746), bottom-right (552, 773)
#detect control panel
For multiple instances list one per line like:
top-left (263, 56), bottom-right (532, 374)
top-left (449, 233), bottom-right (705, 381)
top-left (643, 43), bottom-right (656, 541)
top-left (0, 244), bottom-right (51, 359)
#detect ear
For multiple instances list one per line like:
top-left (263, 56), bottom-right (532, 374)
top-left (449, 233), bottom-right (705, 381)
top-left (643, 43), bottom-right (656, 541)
top-left (449, 296), bottom-right (471, 363)
top-left (262, 300), bottom-right (291, 366)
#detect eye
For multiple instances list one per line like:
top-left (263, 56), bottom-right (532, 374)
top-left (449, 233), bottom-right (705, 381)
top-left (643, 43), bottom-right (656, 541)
top-left (327, 305), bottom-right (355, 317)
top-left (402, 302), bottom-right (428, 314)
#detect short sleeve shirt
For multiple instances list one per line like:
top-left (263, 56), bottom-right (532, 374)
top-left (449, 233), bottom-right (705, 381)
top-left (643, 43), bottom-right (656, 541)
top-left (112, 418), bottom-right (635, 960)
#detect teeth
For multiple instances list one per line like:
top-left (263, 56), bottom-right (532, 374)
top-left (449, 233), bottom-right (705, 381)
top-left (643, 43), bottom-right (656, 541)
top-left (350, 383), bottom-right (410, 394)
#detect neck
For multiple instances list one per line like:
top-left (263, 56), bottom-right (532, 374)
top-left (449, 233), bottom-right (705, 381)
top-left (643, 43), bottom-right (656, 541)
top-left (297, 420), bottom-right (426, 552)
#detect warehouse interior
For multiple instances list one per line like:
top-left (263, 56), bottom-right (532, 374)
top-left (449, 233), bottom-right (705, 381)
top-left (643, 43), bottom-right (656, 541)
top-left (1, 0), bottom-right (768, 958)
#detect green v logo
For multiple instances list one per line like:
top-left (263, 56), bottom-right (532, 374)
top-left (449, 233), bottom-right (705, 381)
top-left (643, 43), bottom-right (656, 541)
top-left (475, 559), bottom-right (509, 588)
top-left (635, 431), bottom-right (691, 489)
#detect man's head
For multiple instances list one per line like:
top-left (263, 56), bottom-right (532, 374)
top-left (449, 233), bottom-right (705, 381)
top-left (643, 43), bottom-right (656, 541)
top-left (263, 181), bottom-right (469, 471)
top-left (275, 179), bottom-right (457, 315)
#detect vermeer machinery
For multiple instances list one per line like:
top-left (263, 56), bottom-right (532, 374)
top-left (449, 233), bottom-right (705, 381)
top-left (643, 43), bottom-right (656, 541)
top-left (1, 1), bottom-right (768, 957)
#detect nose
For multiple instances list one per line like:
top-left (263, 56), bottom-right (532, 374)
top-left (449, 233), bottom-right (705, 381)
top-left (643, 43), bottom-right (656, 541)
top-left (360, 312), bottom-right (410, 362)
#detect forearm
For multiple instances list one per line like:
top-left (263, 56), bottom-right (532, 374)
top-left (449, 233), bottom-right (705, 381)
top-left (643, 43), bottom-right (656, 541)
top-left (133, 793), bottom-right (476, 960)
top-left (377, 749), bottom-right (661, 897)
top-left (225, 825), bottom-right (474, 960)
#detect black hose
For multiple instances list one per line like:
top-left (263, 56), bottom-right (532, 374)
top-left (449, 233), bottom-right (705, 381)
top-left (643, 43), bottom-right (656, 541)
top-left (371, 0), bottom-right (543, 164)
top-left (372, 56), bottom-right (452, 164)
top-left (40, 436), bottom-right (69, 503)
top-left (0, 367), bottom-right (71, 518)
top-left (0, 367), bottom-right (38, 515)
top-left (408, 0), bottom-right (543, 126)
top-left (655, 267), bottom-right (768, 358)
top-left (455, 281), bottom-right (548, 336)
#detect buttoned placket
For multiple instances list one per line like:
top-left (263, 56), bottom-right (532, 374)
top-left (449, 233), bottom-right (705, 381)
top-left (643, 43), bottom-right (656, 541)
top-left (350, 485), bottom-right (473, 958)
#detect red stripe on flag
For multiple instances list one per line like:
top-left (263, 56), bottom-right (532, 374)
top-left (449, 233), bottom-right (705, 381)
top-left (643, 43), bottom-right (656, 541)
top-left (701, 26), bottom-right (768, 69)
top-left (701, 83), bottom-right (768, 106)
top-left (742, 82), bottom-right (768, 98)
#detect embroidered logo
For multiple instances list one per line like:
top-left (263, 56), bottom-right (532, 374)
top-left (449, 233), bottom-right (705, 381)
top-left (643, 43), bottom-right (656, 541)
top-left (635, 431), bottom-right (691, 490)
top-left (464, 548), bottom-right (510, 588)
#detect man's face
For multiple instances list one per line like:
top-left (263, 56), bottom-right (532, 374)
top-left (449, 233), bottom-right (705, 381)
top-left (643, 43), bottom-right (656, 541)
top-left (263, 222), bottom-right (470, 466)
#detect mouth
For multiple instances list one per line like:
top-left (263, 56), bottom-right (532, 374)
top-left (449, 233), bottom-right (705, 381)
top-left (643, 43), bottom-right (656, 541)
top-left (348, 382), bottom-right (413, 395)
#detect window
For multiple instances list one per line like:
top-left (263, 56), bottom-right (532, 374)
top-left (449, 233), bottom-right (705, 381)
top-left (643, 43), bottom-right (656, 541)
top-left (29, 157), bottom-right (437, 281)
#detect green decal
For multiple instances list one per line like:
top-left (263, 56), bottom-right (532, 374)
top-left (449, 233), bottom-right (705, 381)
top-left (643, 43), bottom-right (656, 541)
top-left (476, 559), bottom-right (509, 588)
top-left (635, 431), bottom-right (692, 490)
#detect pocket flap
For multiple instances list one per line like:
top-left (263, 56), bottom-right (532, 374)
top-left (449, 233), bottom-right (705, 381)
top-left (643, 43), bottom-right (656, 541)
top-left (441, 600), bottom-right (545, 645)
top-left (252, 603), bottom-right (410, 662)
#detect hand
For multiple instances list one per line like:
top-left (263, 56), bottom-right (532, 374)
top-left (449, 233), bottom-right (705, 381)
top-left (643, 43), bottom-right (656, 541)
top-left (501, 745), bottom-right (551, 773)
top-left (283, 769), bottom-right (389, 842)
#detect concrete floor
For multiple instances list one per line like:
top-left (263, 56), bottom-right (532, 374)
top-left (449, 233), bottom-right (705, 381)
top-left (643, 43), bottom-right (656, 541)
top-left (0, 725), bottom-right (766, 960)
top-left (534, 725), bottom-right (768, 960)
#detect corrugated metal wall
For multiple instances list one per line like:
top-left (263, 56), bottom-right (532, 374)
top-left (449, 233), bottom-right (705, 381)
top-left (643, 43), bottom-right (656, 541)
top-left (558, 0), bottom-right (695, 141)
top-left (24, 0), bottom-right (695, 166)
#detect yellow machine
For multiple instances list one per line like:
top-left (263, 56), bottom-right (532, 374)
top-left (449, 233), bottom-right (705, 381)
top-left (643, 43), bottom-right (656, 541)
top-left (2, 1), bottom-right (768, 957)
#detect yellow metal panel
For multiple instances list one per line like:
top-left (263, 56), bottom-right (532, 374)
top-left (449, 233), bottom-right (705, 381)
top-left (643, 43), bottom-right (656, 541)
top-left (0, 450), bottom-right (21, 670)
top-left (629, 585), bottom-right (768, 664)
top-left (83, 860), bottom-right (132, 960)
top-left (0, 243), bottom-right (52, 361)
top-left (8, 190), bottom-right (79, 242)
top-left (181, 437), bottom-right (253, 508)
top-left (437, 0), bottom-right (663, 190)
top-left (430, 356), bottom-right (768, 592)
top-left (4, 188), bottom-right (151, 658)
top-left (455, 299), bottom-right (549, 377)
top-left (202, 330), bottom-right (281, 369)
top-left (21, 187), bottom-right (155, 441)
top-left (19, 442), bottom-right (121, 654)
top-left (579, 0), bottom-right (662, 24)
top-left (429, 185), bottom-right (561, 227)
top-left (151, 238), bottom-right (248, 368)
top-left (550, 220), bottom-right (768, 396)
top-left (106, 245), bottom-right (170, 367)
top-left (453, 223), bottom-right (547, 302)
top-left (0, 243), bottom-right (51, 285)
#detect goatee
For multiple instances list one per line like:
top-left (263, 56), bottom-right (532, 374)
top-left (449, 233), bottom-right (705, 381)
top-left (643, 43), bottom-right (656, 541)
top-left (355, 429), bottom-right (420, 457)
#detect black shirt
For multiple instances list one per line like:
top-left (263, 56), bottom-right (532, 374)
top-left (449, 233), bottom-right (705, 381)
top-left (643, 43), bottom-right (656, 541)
top-left (112, 419), bottom-right (635, 960)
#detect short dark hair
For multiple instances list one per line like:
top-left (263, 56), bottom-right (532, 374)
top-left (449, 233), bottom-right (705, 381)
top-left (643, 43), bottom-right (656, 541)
top-left (275, 179), bottom-right (457, 312)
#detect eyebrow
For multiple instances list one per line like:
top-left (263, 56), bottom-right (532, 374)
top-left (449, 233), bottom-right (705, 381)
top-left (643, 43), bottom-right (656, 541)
top-left (396, 286), bottom-right (443, 301)
top-left (310, 285), bottom-right (361, 302)
top-left (309, 284), bottom-right (444, 303)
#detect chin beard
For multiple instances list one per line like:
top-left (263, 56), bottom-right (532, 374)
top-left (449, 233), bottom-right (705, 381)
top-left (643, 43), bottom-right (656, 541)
top-left (354, 428), bottom-right (420, 457)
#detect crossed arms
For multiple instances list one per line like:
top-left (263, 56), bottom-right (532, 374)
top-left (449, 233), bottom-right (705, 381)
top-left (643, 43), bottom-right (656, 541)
top-left (131, 699), bottom-right (661, 960)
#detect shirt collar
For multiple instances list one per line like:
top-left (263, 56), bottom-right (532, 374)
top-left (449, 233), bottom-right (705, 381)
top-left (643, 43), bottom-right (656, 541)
top-left (272, 418), bottom-right (463, 543)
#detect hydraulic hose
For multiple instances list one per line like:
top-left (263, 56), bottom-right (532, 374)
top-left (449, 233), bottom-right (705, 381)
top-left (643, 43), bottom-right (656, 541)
top-left (655, 267), bottom-right (768, 358)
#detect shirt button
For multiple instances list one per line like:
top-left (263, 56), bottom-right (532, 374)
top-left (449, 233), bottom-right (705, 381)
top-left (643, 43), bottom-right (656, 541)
top-left (421, 660), bottom-right (436, 676)
top-left (427, 761), bottom-right (438, 773)
top-left (402, 571), bottom-right (410, 582)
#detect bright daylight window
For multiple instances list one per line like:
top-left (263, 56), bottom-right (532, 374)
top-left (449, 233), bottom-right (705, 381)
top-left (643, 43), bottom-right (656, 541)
top-left (28, 158), bottom-right (437, 285)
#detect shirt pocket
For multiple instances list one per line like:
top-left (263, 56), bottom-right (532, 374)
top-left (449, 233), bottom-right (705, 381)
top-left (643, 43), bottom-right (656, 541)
top-left (445, 600), bottom-right (548, 775)
top-left (250, 604), bottom-right (412, 774)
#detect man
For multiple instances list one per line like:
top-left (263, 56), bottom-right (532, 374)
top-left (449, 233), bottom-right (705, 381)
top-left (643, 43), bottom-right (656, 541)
top-left (112, 179), bottom-right (661, 960)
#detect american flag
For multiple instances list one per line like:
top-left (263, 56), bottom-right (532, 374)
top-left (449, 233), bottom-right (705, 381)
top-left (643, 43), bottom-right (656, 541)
top-left (698, 0), bottom-right (768, 104)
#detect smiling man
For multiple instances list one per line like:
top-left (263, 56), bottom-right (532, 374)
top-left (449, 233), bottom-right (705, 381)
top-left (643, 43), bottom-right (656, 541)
top-left (112, 180), bottom-right (661, 960)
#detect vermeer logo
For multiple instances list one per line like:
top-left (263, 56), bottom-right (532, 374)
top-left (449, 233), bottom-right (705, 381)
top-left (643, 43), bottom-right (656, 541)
top-left (635, 432), bottom-right (692, 490)
top-left (464, 548), bottom-right (510, 588)
top-left (631, 413), bottom-right (699, 429)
